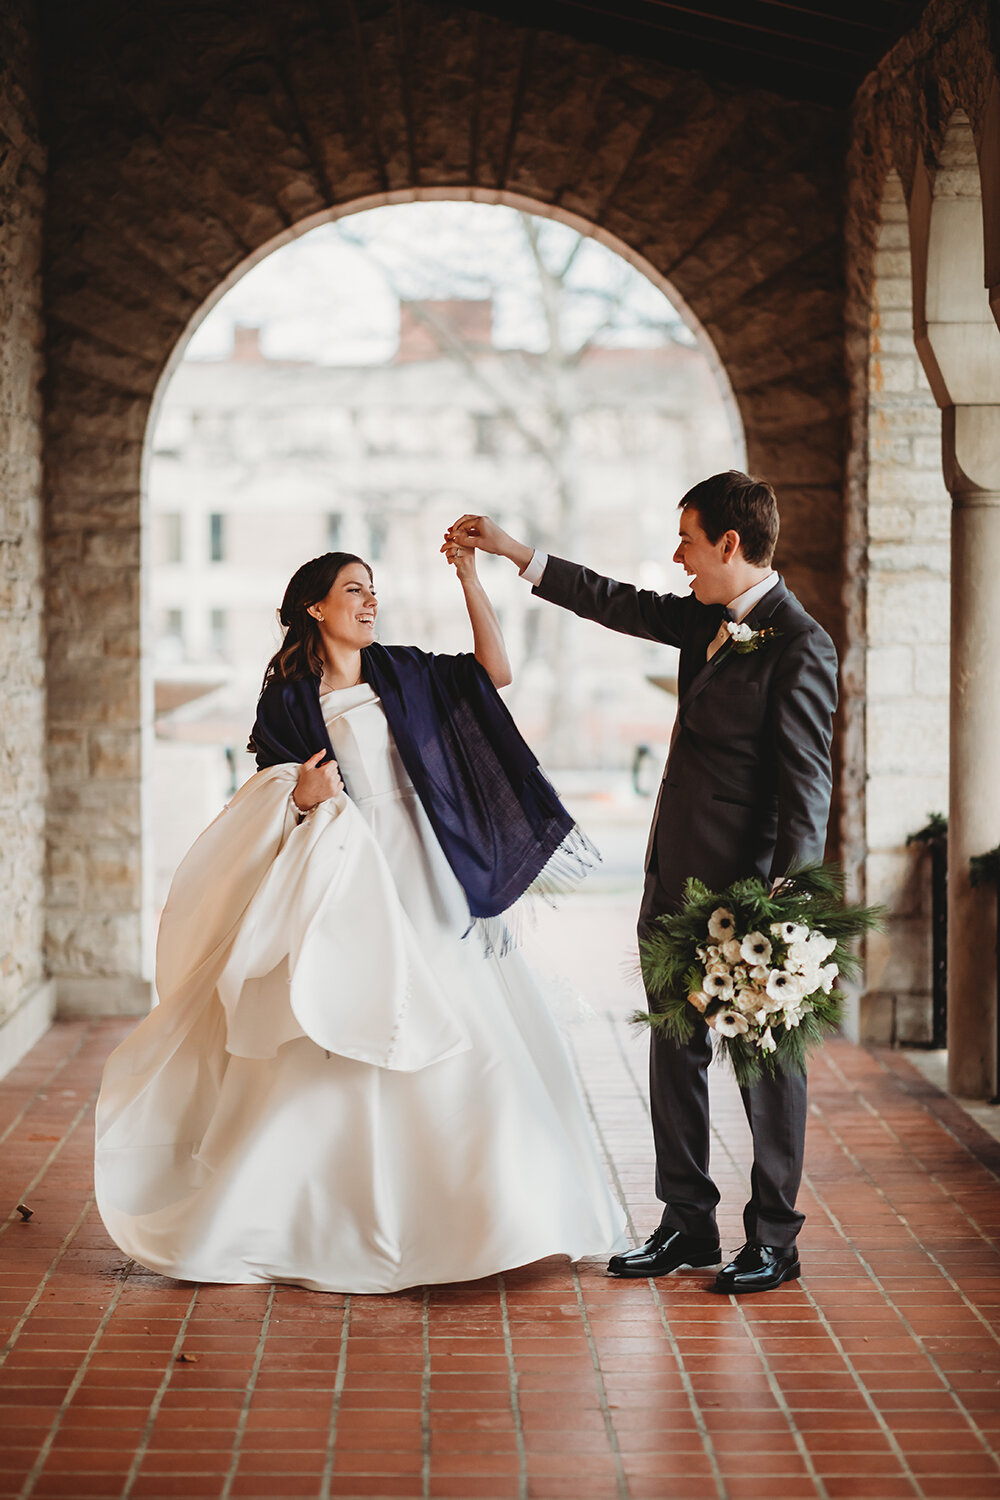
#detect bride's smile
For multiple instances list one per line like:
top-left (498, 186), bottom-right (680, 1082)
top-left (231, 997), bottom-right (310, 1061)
top-left (307, 563), bottom-right (378, 646)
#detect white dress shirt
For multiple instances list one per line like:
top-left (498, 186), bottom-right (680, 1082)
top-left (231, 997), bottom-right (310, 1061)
top-left (725, 571), bottom-right (779, 623)
top-left (519, 549), bottom-right (549, 586)
top-left (706, 572), bottom-right (779, 659)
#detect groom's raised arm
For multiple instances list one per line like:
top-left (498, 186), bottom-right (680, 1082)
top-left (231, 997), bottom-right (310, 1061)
top-left (532, 554), bottom-right (690, 648)
top-left (445, 513), bottom-right (690, 647)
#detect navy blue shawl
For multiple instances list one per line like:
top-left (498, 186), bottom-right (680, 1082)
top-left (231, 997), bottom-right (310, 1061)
top-left (249, 642), bottom-right (596, 922)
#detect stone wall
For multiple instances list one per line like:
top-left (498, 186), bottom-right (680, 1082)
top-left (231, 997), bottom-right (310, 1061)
top-left (38, 0), bottom-right (850, 1009)
top-left (0, 0), bottom-right (54, 1067)
top-left (842, 0), bottom-right (998, 1042)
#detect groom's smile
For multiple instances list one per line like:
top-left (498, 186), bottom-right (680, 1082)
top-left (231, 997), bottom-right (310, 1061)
top-left (674, 507), bottom-right (732, 605)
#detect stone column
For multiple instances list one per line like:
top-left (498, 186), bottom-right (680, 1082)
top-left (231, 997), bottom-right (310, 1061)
top-left (909, 115), bottom-right (1000, 1096)
top-left (943, 408), bottom-right (1000, 1095)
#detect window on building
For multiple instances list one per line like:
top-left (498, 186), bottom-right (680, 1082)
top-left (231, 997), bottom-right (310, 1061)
top-left (524, 607), bottom-right (541, 660)
top-left (474, 414), bottom-right (501, 455)
top-left (209, 513), bottom-right (225, 562)
top-left (368, 515), bottom-right (387, 561)
top-left (158, 512), bottom-right (182, 565)
top-left (157, 608), bottom-right (185, 666)
top-left (209, 609), bottom-right (227, 658)
top-left (327, 512), bottom-right (343, 551)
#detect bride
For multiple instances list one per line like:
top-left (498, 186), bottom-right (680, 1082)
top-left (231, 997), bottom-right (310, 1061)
top-left (95, 541), bottom-right (626, 1294)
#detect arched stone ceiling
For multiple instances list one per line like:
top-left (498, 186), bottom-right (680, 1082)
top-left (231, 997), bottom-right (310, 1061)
top-left (41, 0), bottom-right (847, 623)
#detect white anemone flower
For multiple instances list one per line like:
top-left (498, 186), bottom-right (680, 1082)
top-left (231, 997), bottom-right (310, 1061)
top-left (770, 920), bottom-right (808, 944)
top-left (734, 987), bottom-right (760, 1016)
top-left (721, 938), bottom-right (743, 965)
top-left (688, 991), bottom-right (710, 1012)
top-left (759, 1026), bottom-right (777, 1054)
top-left (709, 1009), bottom-right (750, 1037)
top-left (765, 969), bottom-right (807, 1004)
top-left (818, 963), bottom-right (839, 994)
top-left (806, 931), bottom-right (838, 963)
top-left (703, 970), bottom-right (735, 1001)
top-left (740, 932), bottom-right (772, 966)
top-left (785, 938), bottom-right (813, 972)
top-left (708, 908), bottom-right (737, 941)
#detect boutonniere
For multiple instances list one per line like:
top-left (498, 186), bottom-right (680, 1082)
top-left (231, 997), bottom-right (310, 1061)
top-left (725, 622), bottom-right (782, 655)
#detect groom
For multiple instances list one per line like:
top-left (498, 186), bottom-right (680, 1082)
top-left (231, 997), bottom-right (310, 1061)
top-left (447, 472), bottom-right (838, 1294)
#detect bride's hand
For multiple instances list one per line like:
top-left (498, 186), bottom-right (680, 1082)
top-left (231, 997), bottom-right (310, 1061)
top-left (445, 515), bottom-right (533, 572)
top-left (293, 750), bottom-right (344, 812)
top-left (445, 514), bottom-right (508, 556)
top-left (440, 537), bottom-right (478, 584)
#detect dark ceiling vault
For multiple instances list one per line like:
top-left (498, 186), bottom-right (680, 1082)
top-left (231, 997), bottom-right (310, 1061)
top-left (459, 0), bottom-right (931, 105)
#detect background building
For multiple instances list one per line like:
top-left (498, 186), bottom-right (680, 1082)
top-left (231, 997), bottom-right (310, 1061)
top-left (148, 295), bottom-right (739, 902)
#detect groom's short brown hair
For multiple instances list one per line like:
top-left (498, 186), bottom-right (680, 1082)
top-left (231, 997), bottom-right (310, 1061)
top-left (679, 471), bottom-right (779, 567)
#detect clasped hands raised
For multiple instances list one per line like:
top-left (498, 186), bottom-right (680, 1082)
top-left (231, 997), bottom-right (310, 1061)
top-left (443, 515), bottom-right (533, 573)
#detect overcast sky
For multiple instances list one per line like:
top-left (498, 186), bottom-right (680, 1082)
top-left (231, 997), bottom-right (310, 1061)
top-left (185, 201), bottom-right (693, 365)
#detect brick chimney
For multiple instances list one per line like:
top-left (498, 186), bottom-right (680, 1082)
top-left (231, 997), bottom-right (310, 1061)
top-left (232, 324), bottom-right (264, 362)
top-left (396, 299), bottom-right (493, 361)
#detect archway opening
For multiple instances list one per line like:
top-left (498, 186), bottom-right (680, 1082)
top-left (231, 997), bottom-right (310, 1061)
top-left (145, 196), bottom-right (745, 1002)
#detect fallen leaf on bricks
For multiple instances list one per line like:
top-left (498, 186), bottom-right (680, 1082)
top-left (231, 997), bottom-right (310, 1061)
top-left (176, 1353), bottom-right (200, 1363)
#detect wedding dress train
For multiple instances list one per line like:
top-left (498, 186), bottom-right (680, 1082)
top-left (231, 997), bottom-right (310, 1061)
top-left (95, 683), bottom-right (626, 1293)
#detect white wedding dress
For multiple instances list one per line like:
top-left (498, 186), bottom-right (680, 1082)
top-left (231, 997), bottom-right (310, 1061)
top-left (95, 683), bottom-right (626, 1293)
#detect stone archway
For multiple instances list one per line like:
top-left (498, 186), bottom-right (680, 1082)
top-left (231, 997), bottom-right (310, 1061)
top-left (40, 2), bottom-right (847, 1012)
top-left (147, 189), bottom-right (747, 475)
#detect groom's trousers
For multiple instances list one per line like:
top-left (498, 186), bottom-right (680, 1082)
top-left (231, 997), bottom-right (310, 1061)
top-left (649, 1019), bottom-right (807, 1250)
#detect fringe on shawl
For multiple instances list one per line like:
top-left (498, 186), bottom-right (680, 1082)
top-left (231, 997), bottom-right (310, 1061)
top-left (467, 824), bottom-right (602, 957)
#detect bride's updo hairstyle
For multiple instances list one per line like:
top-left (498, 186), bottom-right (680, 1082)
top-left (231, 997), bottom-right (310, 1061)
top-left (261, 551), bottom-right (373, 688)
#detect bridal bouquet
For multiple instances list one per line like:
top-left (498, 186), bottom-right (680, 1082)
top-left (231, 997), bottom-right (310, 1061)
top-left (634, 864), bottom-right (882, 1086)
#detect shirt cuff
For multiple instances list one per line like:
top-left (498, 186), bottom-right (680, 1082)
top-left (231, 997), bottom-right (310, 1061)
top-left (520, 549), bottom-right (548, 587)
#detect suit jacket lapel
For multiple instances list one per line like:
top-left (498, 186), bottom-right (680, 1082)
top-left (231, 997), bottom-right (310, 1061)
top-left (678, 577), bottom-right (788, 712)
top-left (677, 606), bottom-right (722, 700)
top-left (680, 633), bottom-right (734, 709)
top-left (741, 576), bottom-right (788, 631)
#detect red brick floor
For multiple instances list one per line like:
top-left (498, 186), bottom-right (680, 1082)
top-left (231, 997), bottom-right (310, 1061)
top-left (2, 1017), bottom-right (1000, 1500)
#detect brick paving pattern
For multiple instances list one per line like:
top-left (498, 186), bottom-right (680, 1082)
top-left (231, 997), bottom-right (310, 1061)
top-left (1, 1017), bottom-right (999, 1500)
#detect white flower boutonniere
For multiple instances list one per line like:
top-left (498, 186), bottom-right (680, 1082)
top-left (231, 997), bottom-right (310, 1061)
top-left (725, 621), bottom-right (782, 655)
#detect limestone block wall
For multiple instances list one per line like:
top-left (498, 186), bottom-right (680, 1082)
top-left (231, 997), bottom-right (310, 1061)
top-left (863, 175), bottom-right (950, 1044)
top-left (0, 0), bottom-right (54, 1068)
top-left (38, 0), bottom-right (850, 1010)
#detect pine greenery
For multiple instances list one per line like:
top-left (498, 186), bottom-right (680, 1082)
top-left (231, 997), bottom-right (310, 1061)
top-left (633, 862), bottom-right (883, 1088)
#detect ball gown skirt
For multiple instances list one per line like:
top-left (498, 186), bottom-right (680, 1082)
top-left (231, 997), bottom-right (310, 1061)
top-left (95, 683), bottom-right (627, 1293)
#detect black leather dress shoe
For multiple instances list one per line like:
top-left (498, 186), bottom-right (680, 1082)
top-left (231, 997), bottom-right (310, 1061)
top-left (607, 1227), bottom-right (721, 1279)
top-left (712, 1241), bottom-right (800, 1294)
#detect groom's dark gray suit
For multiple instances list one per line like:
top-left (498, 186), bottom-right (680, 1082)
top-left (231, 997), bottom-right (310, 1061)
top-left (532, 557), bottom-right (838, 1248)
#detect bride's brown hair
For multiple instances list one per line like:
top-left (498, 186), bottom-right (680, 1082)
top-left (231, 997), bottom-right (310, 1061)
top-left (262, 551), bottom-right (374, 688)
